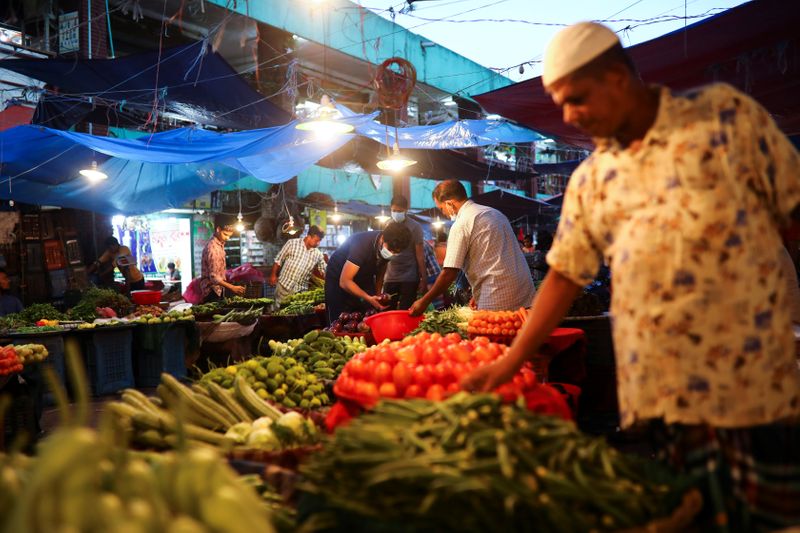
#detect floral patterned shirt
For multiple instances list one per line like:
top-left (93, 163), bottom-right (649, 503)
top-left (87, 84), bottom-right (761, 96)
top-left (548, 83), bottom-right (800, 428)
top-left (200, 236), bottom-right (227, 299)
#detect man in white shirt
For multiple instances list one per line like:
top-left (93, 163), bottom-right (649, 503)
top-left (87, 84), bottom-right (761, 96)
top-left (409, 180), bottom-right (536, 315)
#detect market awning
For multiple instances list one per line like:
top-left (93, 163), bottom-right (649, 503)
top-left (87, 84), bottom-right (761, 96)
top-left (474, 0), bottom-right (800, 148)
top-left (0, 41), bottom-right (291, 130)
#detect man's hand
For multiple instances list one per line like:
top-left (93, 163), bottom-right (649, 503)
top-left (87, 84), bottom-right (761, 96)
top-left (268, 274), bottom-right (278, 287)
top-left (230, 285), bottom-right (246, 296)
top-left (408, 298), bottom-right (427, 316)
top-left (460, 356), bottom-right (521, 393)
top-left (469, 297), bottom-right (477, 310)
top-left (365, 295), bottom-right (388, 311)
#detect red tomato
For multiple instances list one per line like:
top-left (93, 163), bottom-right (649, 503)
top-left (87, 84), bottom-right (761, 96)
top-left (445, 333), bottom-right (462, 344)
top-left (446, 382), bottom-right (460, 395)
top-left (429, 332), bottom-right (442, 343)
top-left (361, 381), bottom-right (379, 403)
top-left (379, 382), bottom-right (398, 398)
top-left (405, 384), bottom-right (422, 398)
top-left (421, 346), bottom-right (440, 365)
top-left (395, 345), bottom-right (418, 366)
top-left (473, 336), bottom-right (490, 346)
top-left (433, 362), bottom-right (453, 385)
top-left (392, 362), bottom-right (413, 393)
top-left (426, 384), bottom-right (445, 401)
top-left (413, 365), bottom-right (432, 390)
top-left (450, 362), bottom-right (467, 379)
top-left (449, 344), bottom-right (472, 363)
top-left (374, 361), bottom-right (392, 383)
top-left (347, 359), bottom-right (364, 379)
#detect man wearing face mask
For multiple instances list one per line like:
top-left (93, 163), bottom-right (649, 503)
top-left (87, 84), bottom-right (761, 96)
top-left (324, 222), bottom-right (412, 323)
top-left (409, 180), bottom-right (535, 315)
top-left (382, 195), bottom-right (426, 310)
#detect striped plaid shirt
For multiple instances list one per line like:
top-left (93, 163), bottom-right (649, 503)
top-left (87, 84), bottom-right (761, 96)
top-left (444, 200), bottom-right (536, 310)
top-left (275, 238), bottom-right (327, 294)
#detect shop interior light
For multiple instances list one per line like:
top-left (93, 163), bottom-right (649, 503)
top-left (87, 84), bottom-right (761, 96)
top-left (79, 160), bottom-right (108, 183)
top-left (235, 213), bottom-right (245, 233)
top-left (374, 206), bottom-right (390, 224)
top-left (336, 233), bottom-right (347, 245)
top-left (376, 141), bottom-right (416, 172)
top-left (431, 216), bottom-right (444, 229)
top-left (330, 204), bottom-right (342, 224)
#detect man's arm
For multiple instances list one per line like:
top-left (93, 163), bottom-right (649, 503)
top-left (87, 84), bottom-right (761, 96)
top-left (375, 261), bottom-right (388, 295)
top-left (269, 241), bottom-right (292, 286)
top-left (340, 261), bottom-right (384, 310)
top-left (461, 269), bottom-right (583, 392)
top-left (269, 263), bottom-right (281, 286)
top-left (408, 267), bottom-right (460, 316)
top-left (414, 243), bottom-right (426, 293)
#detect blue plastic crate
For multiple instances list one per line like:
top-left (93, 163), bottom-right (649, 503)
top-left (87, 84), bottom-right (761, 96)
top-left (86, 329), bottom-right (134, 396)
top-left (134, 326), bottom-right (186, 388)
top-left (13, 335), bottom-right (65, 405)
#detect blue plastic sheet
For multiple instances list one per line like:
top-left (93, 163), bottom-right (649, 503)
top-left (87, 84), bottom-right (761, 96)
top-left (0, 113), bottom-right (540, 214)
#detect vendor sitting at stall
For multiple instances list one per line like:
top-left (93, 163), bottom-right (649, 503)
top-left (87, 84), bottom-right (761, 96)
top-left (269, 225), bottom-right (327, 303)
top-left (200, 217), bottom-right (245, 303)
top-left (324, 222), bottom-right (412, 323)
top-left (0, 269), bottom-right (22, 316)
top-left (88, 236), bottom-right (145, 292)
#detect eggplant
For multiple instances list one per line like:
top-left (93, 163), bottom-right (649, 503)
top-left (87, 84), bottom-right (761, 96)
top-left (339, 312), bottom-right (351, 322)
top-left (357, 321), bottom-right (370, 333)
top-left (351, 311), bottom-right (363, 322)
top-left (344, 320), bottom-right (359, 332)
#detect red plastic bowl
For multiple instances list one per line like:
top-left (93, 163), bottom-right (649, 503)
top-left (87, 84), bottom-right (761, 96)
top-left (131, 290), bottom-right (162, 305)
top-left (364, 310), bottom-right (423, 343)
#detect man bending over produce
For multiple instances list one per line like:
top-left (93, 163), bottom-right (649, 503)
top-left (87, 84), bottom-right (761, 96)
top-left (269, 225), bottom-right (327, 303)
top-left (324, 222), bottom-right (411, 323)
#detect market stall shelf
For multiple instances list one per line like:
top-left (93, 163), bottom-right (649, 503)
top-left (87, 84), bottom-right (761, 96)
top-left (79, 327), bottom-right (136, 396)
top-left (133, 323), bottom-right (187, 387)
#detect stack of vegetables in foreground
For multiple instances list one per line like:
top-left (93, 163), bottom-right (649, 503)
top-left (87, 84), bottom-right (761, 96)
top-left (334, 331), bottom-right (538, 405)
top-left (467, 308), bottom-right (529, 344)
top-left (412, 306), bottom-right (474, 336)
top-left (268, 330), bottom-right (368, 380)
top-left (107, 373), bottom-right (320, 452)
top-left (0, 351), bottom-right (280, 533)
top-left (299, 393), bottom-right (692, 532)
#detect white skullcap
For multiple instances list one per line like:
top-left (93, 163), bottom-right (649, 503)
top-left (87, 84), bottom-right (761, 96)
top-left (542, 22), bottom-right (620, 87)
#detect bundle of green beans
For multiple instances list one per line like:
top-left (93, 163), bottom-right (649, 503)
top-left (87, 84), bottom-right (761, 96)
top-left (298, 393), bottom-right (690, 532)
top-left (280, 288), bottom-right (325, 307)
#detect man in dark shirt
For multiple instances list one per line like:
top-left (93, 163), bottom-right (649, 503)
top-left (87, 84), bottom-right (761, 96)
top-left (324, 222), bottom-right (412, 323)
top-left (0, 270), bottom-right (23, 316)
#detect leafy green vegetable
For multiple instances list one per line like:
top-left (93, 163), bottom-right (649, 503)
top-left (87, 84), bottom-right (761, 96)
top-left (68, 288), bottom-right (131, 321)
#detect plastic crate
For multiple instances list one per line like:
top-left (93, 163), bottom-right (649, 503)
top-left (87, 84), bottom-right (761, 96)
top-left (85, 329), bottom-right (134, 396)
top-left (13, 335), bottom-right (66, 405)
top-left (43, 240), bottom-right (66, 270)
top-left (134, 326), bottom-right (186, 387)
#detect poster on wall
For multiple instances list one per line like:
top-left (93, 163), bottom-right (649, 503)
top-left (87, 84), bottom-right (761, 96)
top-left (149, 217), bottom-right (192, 282)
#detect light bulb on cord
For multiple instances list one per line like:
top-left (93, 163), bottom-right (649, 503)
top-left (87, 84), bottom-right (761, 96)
top-left (295, 96), bottom-right (353, 138)
top-left (376, 141), bottom-right (417, 172)
top-left (283, 215), bottom-right (301, 236)
top-left (79, 160), bottom-right (108, 183)
top-left (330, 204), bottom-right (342, 224)
top-left (431, 216), bottom-right (444, 229)
top-left (374, 206), bottom-right (390, 225)
top-left (235, 213), bottom-right (245, 232)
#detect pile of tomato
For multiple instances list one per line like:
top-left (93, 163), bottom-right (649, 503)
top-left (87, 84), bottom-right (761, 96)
top-left (333, 331), bottom-right (538, 406)
top-left (0, 346), bottom-right (23, 376)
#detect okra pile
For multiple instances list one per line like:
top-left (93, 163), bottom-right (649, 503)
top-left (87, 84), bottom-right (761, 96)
top-left (299, 393), bottom-right (688, 532)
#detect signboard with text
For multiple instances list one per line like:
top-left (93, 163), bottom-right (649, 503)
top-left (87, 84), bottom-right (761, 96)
top-left (59, 12), bottom-right (79, 54)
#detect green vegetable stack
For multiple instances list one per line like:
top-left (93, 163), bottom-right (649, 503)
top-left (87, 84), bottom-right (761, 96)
top-left (68, 287), bottom-right (131, 321)
top-left (13, 344), bottom-right (49, 364)
top-left (226, 296), bottom-right (274, 308)
top-left (299, 393), bottom-right (691, 532)
top-left (280, 288), bottom-right (324, 307)
top-left (14, 303), bottom-right (67, 325)
top-left (211, 306), bottom-right (264, 324)
top-left (412, 306), bottom-right (474, 336)
top-left (268, 330), bottom-right (367, 380)
top-left (201, 356), bottom-right (331, 409)
top-left (107, 373), bottom-right (320, 451)
top-left (275, 301), bottom-right (315, 316)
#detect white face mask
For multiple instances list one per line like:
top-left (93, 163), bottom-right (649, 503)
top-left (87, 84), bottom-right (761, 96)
top-left (379, 246), bottom-right (395, 260)
top-left (391, 211), bottom-right (406, 223)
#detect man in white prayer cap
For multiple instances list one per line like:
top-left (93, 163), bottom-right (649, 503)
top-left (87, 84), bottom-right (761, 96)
top-left (464, 21), bottom-right (800, 530)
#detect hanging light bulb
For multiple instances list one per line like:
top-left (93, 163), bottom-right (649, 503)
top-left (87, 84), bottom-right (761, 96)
top-left (295, 96), bottom-right (354, 137)
top-left (235, 213), bottom-right (245, 232)
top-left (330, 204), bottom-right (342, 224)
top-left (283, 215), bottom-right (301, 236)
top-left (431, 216), bottom-right (444, 229)
top-left (79, 160), bottom-right (108, 183)
top-left (374, 206), bottom-right (390, 224)
top-left (376, 141), bottom-right (417, 172)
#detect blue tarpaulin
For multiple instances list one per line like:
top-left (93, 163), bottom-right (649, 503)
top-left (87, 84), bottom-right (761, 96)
top-left (0, 42), bottom-right (291, 130)
top-left (0, 114), bottom-right (540, 215)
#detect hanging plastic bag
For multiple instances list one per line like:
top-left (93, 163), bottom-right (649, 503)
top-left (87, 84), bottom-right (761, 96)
top-left (183, 278), bottom-right (204, 304)
top-left (226, 262), bottom-right (265, 283)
